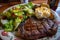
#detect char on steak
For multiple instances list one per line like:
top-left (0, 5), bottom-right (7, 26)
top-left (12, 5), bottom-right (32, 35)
top-left (18, 17), bottom-right (58, 40)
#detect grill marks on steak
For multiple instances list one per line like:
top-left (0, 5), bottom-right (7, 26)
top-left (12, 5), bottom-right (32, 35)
top-left (24, 18), bottom-right (40, 39)
top-left (18, 17), bottom-right (57, 40)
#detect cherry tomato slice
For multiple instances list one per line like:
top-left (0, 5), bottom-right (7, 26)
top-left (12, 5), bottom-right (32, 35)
top-left (19, 16), bottom-right (23, 19)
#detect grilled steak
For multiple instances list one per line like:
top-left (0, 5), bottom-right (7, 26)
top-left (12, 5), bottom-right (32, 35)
top-left (18, 17), bottom-right (58, 40)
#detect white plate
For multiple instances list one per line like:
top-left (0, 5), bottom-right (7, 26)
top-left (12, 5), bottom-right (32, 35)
top-left (0, 3), bottom-right (60, 40)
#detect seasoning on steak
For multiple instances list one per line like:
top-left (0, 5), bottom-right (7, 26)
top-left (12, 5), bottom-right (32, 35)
top-left (18, 17), bottom-right (58, 40)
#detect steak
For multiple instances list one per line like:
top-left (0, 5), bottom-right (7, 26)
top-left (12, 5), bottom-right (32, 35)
top-left (18, 17), bottom-right (58, 40)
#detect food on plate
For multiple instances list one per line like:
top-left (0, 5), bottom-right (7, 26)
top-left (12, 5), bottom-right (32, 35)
top-left (35, 3), bottom-right (51, 19)
top-left (41, 3), bottom-right (50, 8)
top-left (1, 31), bottom-right (8, 36)
top-left (49, 13), bottom-right (54, 19)
top-left (1, 2), bottom-right (34, 31)
top-left (17, 17), bottom-right (57, 40)
top-left (0, 2), bottom-right (58, 40)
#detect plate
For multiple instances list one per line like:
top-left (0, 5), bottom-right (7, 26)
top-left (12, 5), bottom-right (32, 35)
top-left (0, 3), bottom-right (60, 40)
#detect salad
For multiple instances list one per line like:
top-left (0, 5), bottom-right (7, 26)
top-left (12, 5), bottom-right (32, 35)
top-left (1, 2), bottom-right (34, 32)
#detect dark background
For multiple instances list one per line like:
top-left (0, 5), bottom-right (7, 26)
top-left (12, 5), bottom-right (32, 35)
top-left (0, 0), bottom-right (20, 3)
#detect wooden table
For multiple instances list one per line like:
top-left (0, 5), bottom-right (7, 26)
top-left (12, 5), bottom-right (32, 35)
top-left (0, 1), bottom-right (60, 13)
top-left (0, 2), bottom-right (20, 13)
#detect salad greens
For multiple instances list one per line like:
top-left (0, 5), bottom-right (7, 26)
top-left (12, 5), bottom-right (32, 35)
top-left (1, 2), bottom-right (34, 32)
top-left (14, 11), bottom-right (24, 16)
top-left (23, 6), bottom-right (34, 15)
top-left (4, 20), bottom-right (13, 32)
top-left (13, 17), bottom-right (22, 30)
top-left (26, 2), bottom-right (34, 9)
